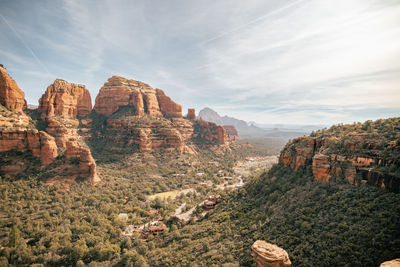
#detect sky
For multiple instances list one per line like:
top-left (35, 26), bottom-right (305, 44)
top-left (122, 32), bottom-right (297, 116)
top-left (0, 0), bottom-right (399, 125)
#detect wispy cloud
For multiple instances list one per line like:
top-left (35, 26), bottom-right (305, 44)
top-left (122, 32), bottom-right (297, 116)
top-left (0, 0), bottom-right (399, 124)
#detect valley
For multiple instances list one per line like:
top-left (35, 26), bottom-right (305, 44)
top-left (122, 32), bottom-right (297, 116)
top-left (0, 65), bottom-right (399, 267)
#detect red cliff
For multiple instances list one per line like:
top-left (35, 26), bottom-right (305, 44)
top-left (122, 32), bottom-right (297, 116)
top-left (38, 79), bottom-right (92, 119)
top-left (187, 108), bottom-right (196, 120)
top-left (0, 66), bottom-right (27, 113)
top-left (94, 76), bottom-right (164, 117)
top-left (38, 79), bottom-right (100, 185)
top-left (156, 89), bottom-right (182, 118)
top-left (279, 118), bottom-right (400, 192)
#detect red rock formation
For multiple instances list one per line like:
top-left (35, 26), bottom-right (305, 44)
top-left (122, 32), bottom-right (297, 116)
top-left (94, 76), bottom-right (164, 117)
top-left (45, 117), bottom-right (100, 184)
top-left (38, 79), bottom-right (100, 184)
top-left (0, 66), bottom-right (27, 113)
top-left (223, 125), bottom-right (238, 136)
top-left (279, 127), bottom-right (400, 192)
top-left (187, 108), bottom-right (196, 120)
top-left (193, 120), bottom-right (227, 145)
top-left (312, 154), bottom-right (331, 182)
top-left (251, 240), bottom-right (291, 267)
top-left (38, 79), bottom-right (92, 119)
top-left (156, 89), bottom-right (182, 118)
top-left (0, 129), bottom-right (58, 166)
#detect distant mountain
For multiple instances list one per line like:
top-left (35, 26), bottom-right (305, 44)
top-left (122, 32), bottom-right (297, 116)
top-left (198, 107), bottom-right (265, 137)
top-left (198, 107), bottom-right (306, 139)
top-left (248, 121), bottom-right (327, 132)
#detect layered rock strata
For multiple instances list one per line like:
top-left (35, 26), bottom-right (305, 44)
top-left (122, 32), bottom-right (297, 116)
top-left (279, 123), bottom-right (400, 192)
top-left (0, 66), bottom-right (27, 113)
top-left (40, 80), bottom-right (100, 184)
top-left (38, 79), bottom-right (92, 119)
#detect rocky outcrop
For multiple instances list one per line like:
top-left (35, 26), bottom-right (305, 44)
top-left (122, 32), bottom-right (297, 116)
top-left (38, 79), bottom-right (92, 119)
top-left (0, 66), bottom-right (27, 113)
top-left (156, 89), bottom-right (182, 118)
top-left (193, 120), bottom-right (227, 146)
top-left (91, 76), bottom-right (231, 155)
top-left (0, 129), bottom-right (57, 166)
top-left (279, 119), bottom-right (400, 193)
top-left (251, 240), bottom-right (291, 267)
top-left (223, 125), bottom-right (238, 136)
top-left (94, 76), bottom-right (164, 117)
top-left (380, 259), bottom-right (400, 267)
top-left (187, 108), bottom-right (196, 120)
top-left (36, 79), bottom-right (100, 185)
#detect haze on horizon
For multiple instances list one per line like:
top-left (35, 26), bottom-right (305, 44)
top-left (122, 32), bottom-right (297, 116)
top-left (1, 0), bottom-right (399, 125)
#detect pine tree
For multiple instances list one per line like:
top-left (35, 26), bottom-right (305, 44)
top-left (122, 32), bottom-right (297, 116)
top-left (8, 225), bottom-right (20, 247)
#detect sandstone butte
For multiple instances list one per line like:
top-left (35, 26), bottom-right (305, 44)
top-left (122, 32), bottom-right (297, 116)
top-left (0, 65), bottom-right (27, 113)
top-left (186, 108), bottom-right (196, 120)
top-left (39, 79), bottom-right (100, 185)
top-left (251, 240), bottom-right (291, 267)
top-left (94, 76), bottom-right (182, 118)
top-left (93, 76), bottom-right (229, 152)
top-left (0, 68), bottom-right (100, 186)
top-left (38, 78), bottom-right (92, 119)
top-left (279, 134), bottom-right (400, 193)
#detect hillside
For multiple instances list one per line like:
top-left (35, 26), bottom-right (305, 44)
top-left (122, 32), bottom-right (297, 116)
top-left (143, 165), bottom-right (400, 266)
top-left (280, 118), bottom-right (400, 192)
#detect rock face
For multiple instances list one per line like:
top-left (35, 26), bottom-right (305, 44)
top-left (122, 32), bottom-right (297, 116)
top-left (279, 119), bottom-right (400, 193)
top-left (91, 76), bottom-right (230, 154)
top-left (38, 79), bottom-right (92, 119)
top-left (94, 76), bottom-right (181, 117)
top-left (193, 120), bottom-right (227, 146)
top-left (0, 66), bottom-right (27, 113)
top-left (187, 108), bottom-right (196, 120)
top-left (38, 79), bottom-right (100, 185)
top-left (251, 240), bottom-right (291, 267)
top-left (223, 125), bottom-right (238, 136)
top-left (156, 89), bottom-right (182, 118)
top-left (381, 259), bottom-right (400, 267)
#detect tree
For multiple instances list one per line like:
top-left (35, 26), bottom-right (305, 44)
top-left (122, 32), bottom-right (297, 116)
top-left (8, 225), bottom-right (20, 247)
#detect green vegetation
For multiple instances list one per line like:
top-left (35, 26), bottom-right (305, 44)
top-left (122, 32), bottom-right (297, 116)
top-left (145, 164), bottom-right (400, 266)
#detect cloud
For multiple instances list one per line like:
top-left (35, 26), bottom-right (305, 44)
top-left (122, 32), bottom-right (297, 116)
top-left (0, 0), bottom-right (399, 124)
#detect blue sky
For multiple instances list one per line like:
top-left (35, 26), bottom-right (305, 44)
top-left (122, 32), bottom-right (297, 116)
top-left (1, 0), bottom-right (399, 125)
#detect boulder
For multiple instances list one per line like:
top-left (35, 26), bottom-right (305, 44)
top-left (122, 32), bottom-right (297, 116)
top-left (381, 259), bottom-right (400, 267)
top-left (251, 240), bottom-right (291, 267)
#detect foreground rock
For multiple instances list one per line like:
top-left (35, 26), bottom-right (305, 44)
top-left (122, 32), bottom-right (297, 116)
top-left (381, 259), bottom-right (400, 267)
top-left (0, 66), bottom-right (27, 113)
top-left (279, 118), bottom-right (400, 192)
top-left (251, 240), bottom-right (291, 267)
